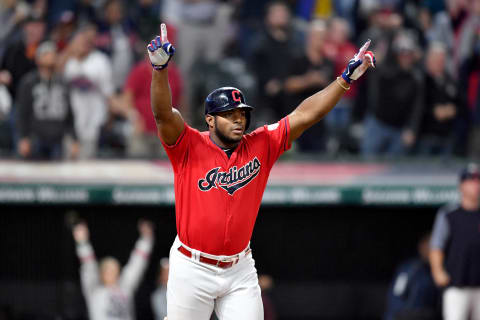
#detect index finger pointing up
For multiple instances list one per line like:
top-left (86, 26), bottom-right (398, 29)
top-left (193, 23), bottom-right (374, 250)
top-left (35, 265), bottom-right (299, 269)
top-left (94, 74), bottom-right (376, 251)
top-left (356, 39), bottom-right (371, 60)
top-left (161, 23), bottom-right (168, 43)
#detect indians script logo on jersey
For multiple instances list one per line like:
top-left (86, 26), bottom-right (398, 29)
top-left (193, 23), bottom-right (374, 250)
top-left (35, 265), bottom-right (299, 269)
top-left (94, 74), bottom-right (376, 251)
top-left (198, 157), bottom-right (261, 195)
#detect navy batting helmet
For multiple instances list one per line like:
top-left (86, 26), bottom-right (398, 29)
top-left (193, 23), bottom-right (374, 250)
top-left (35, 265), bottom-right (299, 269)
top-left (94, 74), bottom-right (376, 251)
top-left (205, 87), bottom-right (254, 130)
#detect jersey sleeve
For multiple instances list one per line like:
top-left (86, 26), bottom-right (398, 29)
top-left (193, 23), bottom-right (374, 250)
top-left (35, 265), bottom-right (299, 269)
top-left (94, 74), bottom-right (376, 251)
top-left (430, 204), bottom-right (454, 250)
top-left (76, 242), bottom-right (100, 296)
top-left (263, 116), bottom-right (292, 167)
top-left (159, 122), bottom-right (195, 173)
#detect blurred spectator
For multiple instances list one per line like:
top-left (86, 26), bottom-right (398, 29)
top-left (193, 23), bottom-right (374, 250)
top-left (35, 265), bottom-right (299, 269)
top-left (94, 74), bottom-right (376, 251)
top-left (47, 0), bottom-right (96, 29)
top-left (360, 31), bottom-right (423, 157)
top-left (356, 9), bottom-right (404, 66)
top-left (458, 0), bottom-right (480, 159)
top-left (235, 0), bottom-right (292, 59)
top-left (73, 220), bottom-right (154, 320)
top-left (59, 24), bottom-right (115, 159)
top-left (151, 257), bottom-right (169, 320)
top-left (127, 0), bottom-right (162, 45)
top-left (161, 0), bottom-right (181, 26)
top-left (411, 42), bottom-right (460, 156)
top-left (49, 10), bottom-right (77, 52)
top-left (332, 0), bottom-right (357, 33)
top-left (175, 0), bottom-right (231, 121)
top-left (458, 0), bottom-right (480, 66)
top-left (0, 81), bottom-right (12, 155)
top-left (383, 233), bottom-right (439, 320)
top-left (284, 19), bottom-right (333, 152)
top-left (74, 0), bottom-right (97, 26)
top-left (428, 0), bottom-right (469, 75)
top-left (0, 0), bottom-right (30, 56)
top-left (250, 1), bottom-right (304, 122)
top-left (323, 17), bottom-right (358, 154)
top-left (258, 274), bottom-right (277, 320)
top-left (324, 17), bottom-right (357, 81)
top-left (430, 164), bottom-right (480, 320)
top-left (123, 50), bottom-right (183, 158)
top-left (417, 6), bottom-right (435, 48)
top-left (96, 0), bottom-right (135, 91)
top-left (16, 41), bottom-right (79, 160)
top-left (0, 16), bottom-right (46, 99)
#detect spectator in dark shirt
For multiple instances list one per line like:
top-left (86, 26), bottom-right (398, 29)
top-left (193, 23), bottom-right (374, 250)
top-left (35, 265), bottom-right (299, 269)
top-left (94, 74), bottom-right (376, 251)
top-left (360, 32), bottom-right (423, 157)
top-left (16, 41), bottom-right (78, 160)
top-left (0, 16), bottom-right (46, 99)
top-left (458, 0), bottom-right (480, 159)
top-left (430, 164), bottom-right (480, 320)
top-left (127, 0), bottom-right (162, 45)
top-left (249, 1), bottom-right (303, 122)
top-left (284, 19), bottom-right (334, 152)
top-left (413, 42), bottom-right (460, 156)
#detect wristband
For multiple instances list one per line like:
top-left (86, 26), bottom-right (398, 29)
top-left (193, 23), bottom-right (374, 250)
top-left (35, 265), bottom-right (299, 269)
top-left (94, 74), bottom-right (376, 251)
top-left (336, 77), bottom-right (350, 91)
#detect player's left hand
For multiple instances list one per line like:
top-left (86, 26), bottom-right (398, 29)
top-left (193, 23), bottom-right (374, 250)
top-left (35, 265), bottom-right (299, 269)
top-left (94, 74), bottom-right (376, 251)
top-left (341, 39), bottom-right (376, 84)
top-left (147, 23), bottom-right (175, 70)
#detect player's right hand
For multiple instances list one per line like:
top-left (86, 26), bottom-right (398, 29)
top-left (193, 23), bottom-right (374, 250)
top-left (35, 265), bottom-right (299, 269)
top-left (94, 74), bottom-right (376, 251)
top-left (147, 23), bottom-right (175, 70)
top-left (432, 268), bottom-right (450, 287)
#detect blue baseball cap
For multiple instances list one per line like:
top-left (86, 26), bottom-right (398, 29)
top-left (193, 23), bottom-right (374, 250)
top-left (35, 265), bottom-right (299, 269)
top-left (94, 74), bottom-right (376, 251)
top-left (459, 163), bottom-right (480, 182)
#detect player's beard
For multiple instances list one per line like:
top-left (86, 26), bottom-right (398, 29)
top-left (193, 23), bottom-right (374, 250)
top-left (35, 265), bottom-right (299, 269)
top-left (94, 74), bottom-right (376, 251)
top-left (214, 121), bottom-right (242, 146)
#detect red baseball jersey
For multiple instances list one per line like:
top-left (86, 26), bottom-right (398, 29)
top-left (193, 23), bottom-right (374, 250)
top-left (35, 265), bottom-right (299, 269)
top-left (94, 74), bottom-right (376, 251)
top-left (161, 117), bottom-right (291, 255)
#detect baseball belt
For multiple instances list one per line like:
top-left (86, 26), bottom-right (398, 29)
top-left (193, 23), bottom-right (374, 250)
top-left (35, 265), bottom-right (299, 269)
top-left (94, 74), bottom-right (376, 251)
top-left (177, 245), bottom-right (251, 269)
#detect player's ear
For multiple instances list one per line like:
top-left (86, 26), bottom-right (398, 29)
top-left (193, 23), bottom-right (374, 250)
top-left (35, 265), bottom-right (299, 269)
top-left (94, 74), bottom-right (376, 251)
top-left (205, 114), bottom-right (215, 129)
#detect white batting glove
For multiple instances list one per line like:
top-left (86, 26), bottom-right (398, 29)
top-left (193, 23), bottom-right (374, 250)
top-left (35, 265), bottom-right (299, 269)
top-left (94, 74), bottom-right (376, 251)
top-left (341, 39), bottom-right (376, 83)
top-left (147, 23), bottom-right (175, 70)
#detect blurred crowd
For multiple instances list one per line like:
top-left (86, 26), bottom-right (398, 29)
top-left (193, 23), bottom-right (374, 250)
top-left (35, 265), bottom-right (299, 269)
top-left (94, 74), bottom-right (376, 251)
top-left (0, 0), bottom-right (479, 160)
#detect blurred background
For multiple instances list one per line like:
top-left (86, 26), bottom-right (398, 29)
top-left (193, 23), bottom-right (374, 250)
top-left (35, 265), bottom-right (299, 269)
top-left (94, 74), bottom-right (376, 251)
top-left (0, 0), bottom-right (479, 319)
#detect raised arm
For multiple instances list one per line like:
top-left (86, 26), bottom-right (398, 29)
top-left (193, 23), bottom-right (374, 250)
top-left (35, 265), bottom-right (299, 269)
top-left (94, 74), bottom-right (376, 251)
top-left (287, 40), bottom-right (375, 144)
top-left (119, 220), bottom-right (154, 293)
top-left (148, 24), bottom-right (184, 145)
top-left (73, 223), bottom-right (100, 295)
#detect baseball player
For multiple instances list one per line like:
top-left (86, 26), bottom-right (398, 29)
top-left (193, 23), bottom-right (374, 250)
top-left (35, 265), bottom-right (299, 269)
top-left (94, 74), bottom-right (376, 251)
top-left (147, 23), bottom-right (375, 320)
top-left (429, 164), bottom-right (480, 320)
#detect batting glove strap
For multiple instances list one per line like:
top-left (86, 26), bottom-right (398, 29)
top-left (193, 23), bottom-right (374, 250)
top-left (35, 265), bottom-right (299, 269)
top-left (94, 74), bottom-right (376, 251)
top-left (341, 59), bottom-right (363, 84)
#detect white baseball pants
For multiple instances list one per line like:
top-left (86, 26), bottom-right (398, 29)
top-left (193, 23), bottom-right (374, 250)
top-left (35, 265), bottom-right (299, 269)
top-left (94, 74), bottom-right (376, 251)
top-left (167, 236), bottom-right (264, 320)
top-left (443, 287), bottom-right (480, 320)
